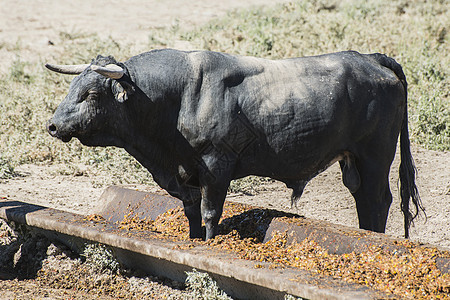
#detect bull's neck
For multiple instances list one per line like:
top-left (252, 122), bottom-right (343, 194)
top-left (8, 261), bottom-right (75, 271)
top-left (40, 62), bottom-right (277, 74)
top-left (123, 134), bottom-right (178, 190)
top-left (118, 75), bottom-right (192, 191)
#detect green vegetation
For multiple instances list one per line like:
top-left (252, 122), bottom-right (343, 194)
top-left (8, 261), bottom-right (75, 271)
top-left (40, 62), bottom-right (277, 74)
top-left (184, 268), bottom-right (306, 299)
top-left (81, 243), bottom-right (120, 272)
top-left (228, 176), bottom-right (274, 195)
top-left (0, 0), bottom-right (448, 188)
top-left (185, 269), bottom-right (232, 300)
top-left (0, 157), bottom-right (17, 180)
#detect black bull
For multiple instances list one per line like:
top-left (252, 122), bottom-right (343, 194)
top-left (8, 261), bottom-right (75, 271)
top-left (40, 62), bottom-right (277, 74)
top-left (46, 49), bottom-right (424, 240)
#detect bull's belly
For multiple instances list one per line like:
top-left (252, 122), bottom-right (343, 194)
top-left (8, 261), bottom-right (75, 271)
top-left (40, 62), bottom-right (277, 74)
top-left (232, 141), bottom-right (344, 181)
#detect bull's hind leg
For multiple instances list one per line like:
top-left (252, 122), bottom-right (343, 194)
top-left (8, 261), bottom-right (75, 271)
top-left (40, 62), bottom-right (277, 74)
top-left (345, 151), bottom-right (394, 233)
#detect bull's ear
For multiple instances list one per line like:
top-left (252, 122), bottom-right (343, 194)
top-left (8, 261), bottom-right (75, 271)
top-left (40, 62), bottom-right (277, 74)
top-left (112, 80), bottom-right (134, 103)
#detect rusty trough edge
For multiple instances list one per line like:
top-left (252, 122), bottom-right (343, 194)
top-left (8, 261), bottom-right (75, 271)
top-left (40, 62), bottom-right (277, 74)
top-left (0, 199), bottom-right (385, 300)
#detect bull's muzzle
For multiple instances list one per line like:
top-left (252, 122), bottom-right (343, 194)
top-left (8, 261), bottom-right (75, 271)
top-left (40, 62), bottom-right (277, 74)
top-left (46, 120), bottom-right (72, 142)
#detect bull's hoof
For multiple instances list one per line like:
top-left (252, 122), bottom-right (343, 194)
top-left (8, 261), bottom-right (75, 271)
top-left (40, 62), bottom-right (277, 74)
top-left (189, 226), bottom-right (205, 240)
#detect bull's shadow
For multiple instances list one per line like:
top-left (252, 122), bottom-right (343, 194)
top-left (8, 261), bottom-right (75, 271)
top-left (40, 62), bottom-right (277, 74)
top-left (0, 201), bottom-right (47, 225)
top-left (0, 201), bottom-right (51, 279)
top-left (217, 207), bottom-right (301, 243)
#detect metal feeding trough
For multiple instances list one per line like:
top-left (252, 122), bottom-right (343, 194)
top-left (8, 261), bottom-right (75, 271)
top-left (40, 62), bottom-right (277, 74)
top-left (0, 186), bottom-right (448, 300)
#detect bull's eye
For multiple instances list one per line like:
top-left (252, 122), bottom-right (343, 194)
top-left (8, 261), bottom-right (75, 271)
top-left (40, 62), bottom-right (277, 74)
top-left (79, 90), bottom-right (98, 103)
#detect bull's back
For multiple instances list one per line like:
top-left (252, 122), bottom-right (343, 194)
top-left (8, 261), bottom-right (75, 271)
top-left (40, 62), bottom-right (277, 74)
top-left (232, 52), bottom-right (405, 177)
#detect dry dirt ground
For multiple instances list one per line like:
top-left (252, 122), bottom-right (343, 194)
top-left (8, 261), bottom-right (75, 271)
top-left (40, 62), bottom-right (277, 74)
top-left (0, 0), bottom-right (449, 298)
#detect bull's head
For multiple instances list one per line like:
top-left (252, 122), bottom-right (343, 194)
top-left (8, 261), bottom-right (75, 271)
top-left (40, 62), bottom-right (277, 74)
top-left (46, 56), bottom-right (133, 147)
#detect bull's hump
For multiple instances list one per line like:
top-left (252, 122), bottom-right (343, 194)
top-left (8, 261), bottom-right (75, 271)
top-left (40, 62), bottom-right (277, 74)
top-left (187, 51), bottom-right (266, 77)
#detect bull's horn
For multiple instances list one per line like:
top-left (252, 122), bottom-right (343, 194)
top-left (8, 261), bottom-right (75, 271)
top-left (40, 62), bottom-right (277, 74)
top-left (45, 63), bottom-right (90, 75)
top-left (90, 64), bottom-right (124, 79)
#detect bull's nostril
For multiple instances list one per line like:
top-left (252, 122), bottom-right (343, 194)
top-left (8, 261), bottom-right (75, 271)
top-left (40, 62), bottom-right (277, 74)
top-left (47, 123), bottom-right (57, 135)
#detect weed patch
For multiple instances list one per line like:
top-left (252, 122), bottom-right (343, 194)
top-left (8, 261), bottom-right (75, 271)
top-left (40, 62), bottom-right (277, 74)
top-left (185, 269), bottom-right (232, 300)
top-left (229, 176), bottom-right (274, 195)
top-left (0, 158), bottom-right (18, 180)
top-left (81, 243), bottom-right (120, 273)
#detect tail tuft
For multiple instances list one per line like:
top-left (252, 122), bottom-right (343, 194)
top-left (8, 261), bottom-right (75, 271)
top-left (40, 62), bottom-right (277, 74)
top-left (399, 111), bottom-right (426, 238)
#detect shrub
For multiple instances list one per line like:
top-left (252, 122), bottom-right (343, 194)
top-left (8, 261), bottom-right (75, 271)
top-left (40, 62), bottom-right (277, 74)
top-left (185, 269), bottom-right (232, 300)
top-left (81, 243), bottom-right (120, 272)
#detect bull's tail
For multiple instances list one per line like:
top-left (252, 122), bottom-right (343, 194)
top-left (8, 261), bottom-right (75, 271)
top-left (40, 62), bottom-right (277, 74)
top-left (399, 104), bottom-right (425, 238)
top-left (370, 53), bottom-right (425, 238)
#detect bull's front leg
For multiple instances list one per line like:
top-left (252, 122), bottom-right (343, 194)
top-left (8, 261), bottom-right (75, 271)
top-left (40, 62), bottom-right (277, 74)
top-left (198, 145), bottom-right (235, 240)
top-left (183, 200), bottom-right (202, 239)
top-left (200, 183), bottom-right (228, 240)
top-left (196, 141), bottom-right (236, 240)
